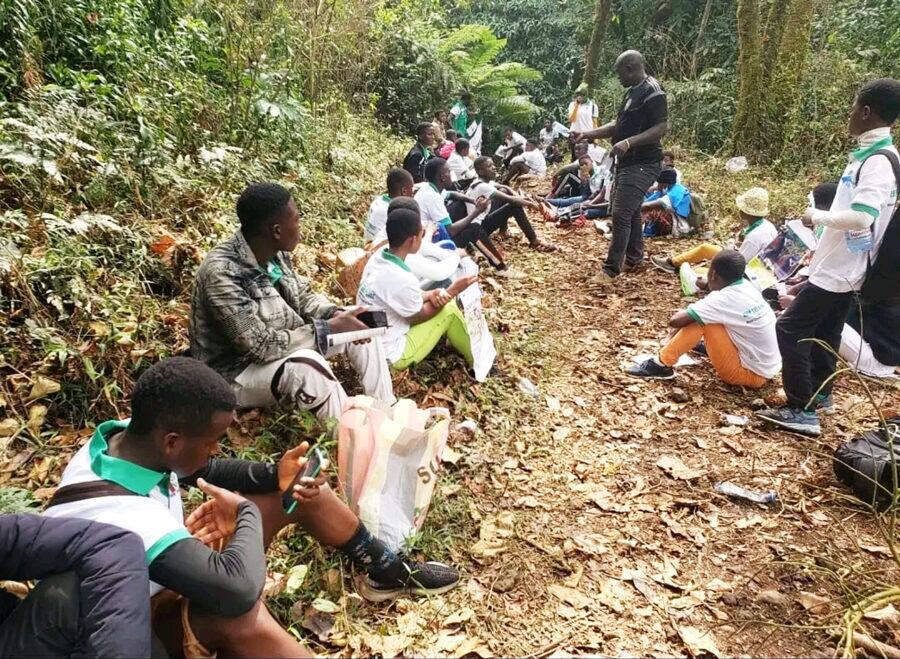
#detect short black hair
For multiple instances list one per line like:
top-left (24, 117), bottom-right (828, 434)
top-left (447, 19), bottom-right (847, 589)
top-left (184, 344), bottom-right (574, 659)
top-left (423, 157), bottom-right (448, 184)
top-left (574, 141), bottom-right (589, 154)
top-left (388, 196), bottom-right (419, 215)
top-left (526, 139), bottom-right (537, 147)
top-left (473, 156), bottom-right (492, 173)
top-left (130, 357), bottom-right (235, 436)
top-left (812, 181), bottom-right (838, 211)
top-left (658, 168), bottom-right (677, 185)
top-left (237, 183), bottom-right (292, 238)
top-left (503, 126), bottom-right (513, 134)
top-left (386, 167), bottom-right (413, 196)
top-left (456, 138), bottom-right (470, 153)
top-left (857, 78), bottom-right (900, 124)
top-left (386, 208), bottom-right (422, 248)
top-left (710, 250), bottom-right (746, 285)
top-left (434, 109), bottom-right (445, 118)
top-left (416, 122), bottom-right (432, 139)
top-left (445, 129), bottom-right (458, 141)
top-left (662, 150), bottom-right (675, 161)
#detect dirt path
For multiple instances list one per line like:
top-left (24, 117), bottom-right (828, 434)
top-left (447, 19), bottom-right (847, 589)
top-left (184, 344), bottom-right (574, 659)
top-left (354, 225), bottom-right (900, 657)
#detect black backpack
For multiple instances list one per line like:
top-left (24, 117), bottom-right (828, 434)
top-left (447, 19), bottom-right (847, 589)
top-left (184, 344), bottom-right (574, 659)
top-left (854, 149), bottom-right (900, 303)
top-left (833, 418), bottom-right (900, 510)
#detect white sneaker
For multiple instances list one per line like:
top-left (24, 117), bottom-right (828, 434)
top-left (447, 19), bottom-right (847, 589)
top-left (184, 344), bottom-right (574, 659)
top-left (679, 262), bottom-right (699, 296)
top-left (496, 267), bottom-right (526, 280)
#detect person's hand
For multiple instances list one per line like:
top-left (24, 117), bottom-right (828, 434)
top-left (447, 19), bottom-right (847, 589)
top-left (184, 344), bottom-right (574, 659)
top-left (328, 307), bottom-right (368, 334)
top-left (474, 195), bottom-right (489, 211)
top-left (778, 294), bottom-right (796, 310)
top-left (612, 140), bottom-right (630, 157)
top-left (278, 442), bottom-right (329, 504)
top-left (448, 275), bottom-right (478, 297)
top-left (426, 288), bottom-right (452, 308)
top-left (801, 207), bottom-right (816, 228)
top-left (571, 131), bottom-right (582, 142)
top-left (185, 479), bottom-right (246, 547)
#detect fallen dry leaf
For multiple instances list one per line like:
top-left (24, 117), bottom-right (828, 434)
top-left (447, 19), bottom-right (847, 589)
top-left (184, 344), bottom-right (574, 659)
top-left (549, 584), bottom-right (592, 610)
top-left (656, 454), bottom-right (705, 481)
top-left (27, 376), bottom-right (60, 401)
top-left (678, 625), bottom-right (721, 657)
top-left (798, 591), bottom-right (830, 613)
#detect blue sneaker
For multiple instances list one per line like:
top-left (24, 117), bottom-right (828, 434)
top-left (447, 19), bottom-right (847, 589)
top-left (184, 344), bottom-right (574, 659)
top-left (815, 393), bottom-right (836, 416)
top-left (755, 406), bottom-right (821, 437)
top-left (626, 358), bottom-right (676, 380)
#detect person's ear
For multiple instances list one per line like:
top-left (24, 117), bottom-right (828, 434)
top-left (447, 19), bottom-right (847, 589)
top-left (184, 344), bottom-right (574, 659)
top-left (161, 430), bottom-right (182, 456)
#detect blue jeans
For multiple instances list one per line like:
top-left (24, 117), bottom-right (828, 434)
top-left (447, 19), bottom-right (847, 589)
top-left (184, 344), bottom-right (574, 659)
top-left (549, 195), bottom-right (586, 208)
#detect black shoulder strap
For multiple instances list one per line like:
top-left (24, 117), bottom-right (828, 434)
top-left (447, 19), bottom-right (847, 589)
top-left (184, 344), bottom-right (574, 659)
top-left (46, 480), bottom-right (139, 508)
top-left (854, 148), bottom-right (900, 186)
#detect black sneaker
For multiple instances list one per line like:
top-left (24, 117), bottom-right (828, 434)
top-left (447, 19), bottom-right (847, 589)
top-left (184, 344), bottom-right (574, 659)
top-left (626, 358), bottom-right (676, 380)
top-left (651, 255), bottom-right (677, 274)
top-left (691, 341), bottom-right (708, 358)
top-left (358, 557), bottom-right (460, 602)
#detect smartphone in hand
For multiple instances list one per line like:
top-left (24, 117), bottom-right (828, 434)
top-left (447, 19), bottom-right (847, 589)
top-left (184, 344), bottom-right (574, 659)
top-left (282, 446), bottom-right (326, 514)
top-left (356, 309), bottom-right (388, 329)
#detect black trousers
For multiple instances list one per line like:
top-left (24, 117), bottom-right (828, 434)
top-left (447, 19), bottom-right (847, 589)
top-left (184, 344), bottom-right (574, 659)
top-left (481, 202), bottom-right (537, 243)
top-left (604, 162), bottom-right (660, 276)
top-left (451, 223), bottom-right (503, 268)
top-left (0, 573), bottom-right (83, 658)
top-left (776, 283), bottom-right (853, 410)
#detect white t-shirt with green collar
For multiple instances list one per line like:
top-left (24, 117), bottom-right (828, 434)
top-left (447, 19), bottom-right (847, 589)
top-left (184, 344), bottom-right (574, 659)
top-left (43, 419), bottom-right (189, 596)
top-left (467, 179), bottom-right (498, 222)
top-left (414, 183), bottom-right (452, 228)
top-left (809, 131), bottom-right (899, 293)
top-left (686, 278), bottom-right (781, 379)
top-left (356, 249), bottom-right (424, 362)
top-left (364, 194), bottom-right (391, 242)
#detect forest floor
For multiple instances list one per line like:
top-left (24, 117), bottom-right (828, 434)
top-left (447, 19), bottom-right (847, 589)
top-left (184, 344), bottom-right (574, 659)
top-left (4, 163), bottom-right (900, 657)
top-left (302, 220), bottom-right (900, 657)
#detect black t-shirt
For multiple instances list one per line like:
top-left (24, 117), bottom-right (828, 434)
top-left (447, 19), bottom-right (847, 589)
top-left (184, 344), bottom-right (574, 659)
top-left (613, 76), bottom-right (668, 167)
top-left (402, 142), bottom-right (433, 183)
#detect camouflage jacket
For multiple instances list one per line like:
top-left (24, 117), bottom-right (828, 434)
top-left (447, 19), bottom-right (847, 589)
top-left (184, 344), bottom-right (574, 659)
top-left (189, 231), bottom-right (336, 381)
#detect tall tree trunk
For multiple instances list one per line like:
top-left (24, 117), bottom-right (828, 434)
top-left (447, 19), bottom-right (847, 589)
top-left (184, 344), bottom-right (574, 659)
top-left (690, 0), bottom-right (715, 77)
top-left (731, 0), bottom-right (763, 156)
top-left (583, 0), bottom-right (613, 92)
top-left (764, 0), bottom-right (817, 149)
top-left (762, 0), bottom-right (791, 82)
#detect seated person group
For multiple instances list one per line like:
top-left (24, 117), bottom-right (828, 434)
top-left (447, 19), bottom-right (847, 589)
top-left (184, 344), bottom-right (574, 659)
top-left (10, 80), bottom-right (898, 655)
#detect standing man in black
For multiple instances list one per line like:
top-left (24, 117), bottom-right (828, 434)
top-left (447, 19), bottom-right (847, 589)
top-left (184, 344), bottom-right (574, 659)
top-left (574, 50), bottom-right (668, 285)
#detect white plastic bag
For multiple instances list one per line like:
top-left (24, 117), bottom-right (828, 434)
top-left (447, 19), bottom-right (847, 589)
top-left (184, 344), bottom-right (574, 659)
top-left (337, 397), bottom-right (450, 550)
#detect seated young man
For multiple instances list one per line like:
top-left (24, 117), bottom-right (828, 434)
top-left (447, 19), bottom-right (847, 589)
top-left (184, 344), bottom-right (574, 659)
top-left (190, 183), bottom-right (396, 427)
top-left (358, 208), bottom-right (477, 370)
top-left (447, 138), bottom-right (476, 189)
top-left (651, 186), bottom-right (777, 275)
top-left (468, 156), bottom-right (557, 252)
top-left (543, 155), bottom-right (606, 210)
top-left (416, 157), bottom-right (512, 270)
top-left (494, 127), bottom-right (527, 168)
top-left (44, 358), bottom-right (459, 658)
top-left (364, 167), bottom-right (414, 243)
top-left (402, 122), bottom-right (436, 183)
top-left (503, 140), bottom-right (547, 183)
top-left (549, 141), bottom-right (590, 199)
top-left (641, 168), bottom-right (691, 237)
top-left (0, 516), bottom-right (150, 658)
top-left (627, 250), bottom-right (781, 388)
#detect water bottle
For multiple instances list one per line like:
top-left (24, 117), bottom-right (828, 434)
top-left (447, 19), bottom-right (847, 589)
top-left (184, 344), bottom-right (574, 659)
top-left (714, 481), bottom-right (777, 505)
top-left (517, 377), bottom-right (541, 400)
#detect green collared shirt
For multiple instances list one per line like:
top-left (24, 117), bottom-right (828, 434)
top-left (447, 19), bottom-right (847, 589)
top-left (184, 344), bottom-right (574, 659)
top-left (381, 248), bottom-right (412, 272)
top-left (90, 420), bottom-right (171, 496)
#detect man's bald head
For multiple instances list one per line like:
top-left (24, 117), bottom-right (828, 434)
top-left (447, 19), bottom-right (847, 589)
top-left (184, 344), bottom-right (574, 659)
top-left (614, 50), bottom-right (646, 87)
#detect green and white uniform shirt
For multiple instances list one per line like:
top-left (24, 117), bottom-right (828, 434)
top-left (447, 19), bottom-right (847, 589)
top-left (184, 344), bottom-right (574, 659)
top-left (809, 128), bottom-right (899, 293)
top-left (44, 420), bottom-right (189, 595)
